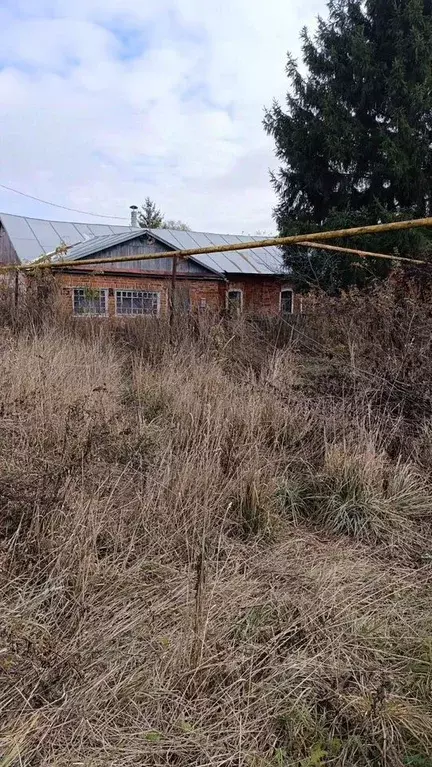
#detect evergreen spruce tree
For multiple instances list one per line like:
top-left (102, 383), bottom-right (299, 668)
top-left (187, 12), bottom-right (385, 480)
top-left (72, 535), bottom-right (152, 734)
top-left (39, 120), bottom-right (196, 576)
top-left (264, 0), bottom-right (432, 292)
top-left (138, 198), bottom-right (164, 229)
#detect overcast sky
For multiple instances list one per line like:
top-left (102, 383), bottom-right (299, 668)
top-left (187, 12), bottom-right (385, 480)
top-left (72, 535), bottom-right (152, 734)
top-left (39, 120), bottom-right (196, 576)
top-left (0, 0), bottom-right (322, 233)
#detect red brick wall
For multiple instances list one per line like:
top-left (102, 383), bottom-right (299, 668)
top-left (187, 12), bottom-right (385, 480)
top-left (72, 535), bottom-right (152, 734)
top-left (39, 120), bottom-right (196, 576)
top-left (226, 277), bottom-right (299, 315)
top-left (49, 271), bottom-right (298, 317)
top-left (54, 271), bottom-right (222, 316)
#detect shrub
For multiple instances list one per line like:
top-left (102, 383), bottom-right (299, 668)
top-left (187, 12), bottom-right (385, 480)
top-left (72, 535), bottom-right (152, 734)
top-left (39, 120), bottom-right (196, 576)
top-left (282, 446), bottom-right (432, 556)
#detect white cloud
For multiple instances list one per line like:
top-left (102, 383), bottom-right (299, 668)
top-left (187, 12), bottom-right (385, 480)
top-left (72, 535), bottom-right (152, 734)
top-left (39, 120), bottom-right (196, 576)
top-left (1, 18), bottom-right (118, 70)
top-left (0, 0), bottom-right (321, 233)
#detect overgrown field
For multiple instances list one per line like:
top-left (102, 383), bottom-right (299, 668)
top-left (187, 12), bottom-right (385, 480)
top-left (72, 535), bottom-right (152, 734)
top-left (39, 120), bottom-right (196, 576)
top-left (1, 283), bottom-right (432, 766)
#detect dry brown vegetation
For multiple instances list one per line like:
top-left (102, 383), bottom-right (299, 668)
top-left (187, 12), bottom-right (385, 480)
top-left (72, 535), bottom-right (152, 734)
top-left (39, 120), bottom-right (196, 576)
top-left (0, 280), bottom-right (432, 767)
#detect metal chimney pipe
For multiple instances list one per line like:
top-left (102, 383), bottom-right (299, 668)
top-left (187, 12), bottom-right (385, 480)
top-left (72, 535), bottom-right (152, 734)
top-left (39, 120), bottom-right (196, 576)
top-left (130, 205), bottom-right (138, 227)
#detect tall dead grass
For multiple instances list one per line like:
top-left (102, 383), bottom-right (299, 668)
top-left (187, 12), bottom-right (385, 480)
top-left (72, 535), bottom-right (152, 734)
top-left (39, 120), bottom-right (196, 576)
top-left (0, 282), bottom-right (432, 766)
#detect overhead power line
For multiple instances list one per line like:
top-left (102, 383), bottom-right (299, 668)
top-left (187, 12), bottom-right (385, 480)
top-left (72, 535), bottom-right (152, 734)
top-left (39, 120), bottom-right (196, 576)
top-left (0, 183), bottom-right (130, 221)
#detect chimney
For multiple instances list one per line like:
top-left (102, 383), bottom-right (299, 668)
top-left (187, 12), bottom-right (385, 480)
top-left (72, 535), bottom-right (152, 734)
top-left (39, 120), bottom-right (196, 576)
top-left (130, 205), bottom-right (138, 227)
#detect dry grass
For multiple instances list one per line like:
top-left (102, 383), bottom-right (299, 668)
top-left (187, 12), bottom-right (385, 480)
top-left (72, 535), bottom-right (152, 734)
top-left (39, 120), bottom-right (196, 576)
top-left (0, 286), bottom-right (432, 766)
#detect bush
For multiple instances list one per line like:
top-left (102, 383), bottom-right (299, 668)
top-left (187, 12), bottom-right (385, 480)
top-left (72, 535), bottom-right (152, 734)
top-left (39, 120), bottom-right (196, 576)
top-left (282, 446), bottom-right (432, 556)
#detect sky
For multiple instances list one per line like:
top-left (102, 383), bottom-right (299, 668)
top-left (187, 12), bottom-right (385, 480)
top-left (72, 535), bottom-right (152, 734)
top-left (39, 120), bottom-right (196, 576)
top-left (0, 0), bottom-right (322, 234)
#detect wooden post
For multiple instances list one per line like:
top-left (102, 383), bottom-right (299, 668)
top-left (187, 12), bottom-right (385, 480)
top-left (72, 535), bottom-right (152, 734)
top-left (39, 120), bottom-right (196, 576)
top-left (169, 255), bottom-right (178, 330)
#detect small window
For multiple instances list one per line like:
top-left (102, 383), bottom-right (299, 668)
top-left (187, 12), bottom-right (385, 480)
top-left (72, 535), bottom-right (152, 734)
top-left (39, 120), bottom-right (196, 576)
top-left (73, 288), bottom-right (108, 316)
top-left (227, 289), bottom-right (243, 316)
top-left (115, 290), bottom-right (160, 316)
top-left (280, 289), bottom-right (293, 315)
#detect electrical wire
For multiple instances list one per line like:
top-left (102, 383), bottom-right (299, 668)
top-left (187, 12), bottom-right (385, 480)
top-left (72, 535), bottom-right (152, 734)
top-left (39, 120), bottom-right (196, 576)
top-left (0, 182), bottom-right (130, 221)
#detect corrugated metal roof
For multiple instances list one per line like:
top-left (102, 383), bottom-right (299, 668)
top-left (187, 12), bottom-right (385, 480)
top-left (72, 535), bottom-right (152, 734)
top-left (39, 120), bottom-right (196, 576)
top-left (0, 212), bottom-right (134, 263)
top-left (0, 212), bottom-right (288, 275)
top-left (62, 228), bottom-right (286, 275)
top-left (151, 230), bottom-right (285, 275)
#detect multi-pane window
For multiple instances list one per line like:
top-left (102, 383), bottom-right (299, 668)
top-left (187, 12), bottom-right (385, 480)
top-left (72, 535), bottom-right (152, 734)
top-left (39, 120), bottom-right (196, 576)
top-left (73, 288), bottom-right (107, 316)
top-left (115, 290), bottom-right (160, 316)
top-left (280, 289), bottom-right (293, 315)
top-left (227, 289), bottom-right (243, 315)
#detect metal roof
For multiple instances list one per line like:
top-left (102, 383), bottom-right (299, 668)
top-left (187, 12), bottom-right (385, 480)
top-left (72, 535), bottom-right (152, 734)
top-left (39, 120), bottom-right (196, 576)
top-left (64, 228), bottom-right (286, 276)
top-left (150, 230), bottom-right (286, 275)
top-left (0, 212), bottom-right (287, 275)
top-left (0, 212), bottom-right (134, 263)
top-left (59, 230), bottom-right (144, 262)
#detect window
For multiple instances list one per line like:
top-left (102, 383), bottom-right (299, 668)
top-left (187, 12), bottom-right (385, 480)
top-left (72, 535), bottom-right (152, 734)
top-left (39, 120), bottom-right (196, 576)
top-left (227, 289), bottom-right (243, 316)
top-left (280, 289), bottom-right (293, 315)
top-left (73, 288), bottom-right (107, 316)
top-left (115, 290), bottom-right (160, 316)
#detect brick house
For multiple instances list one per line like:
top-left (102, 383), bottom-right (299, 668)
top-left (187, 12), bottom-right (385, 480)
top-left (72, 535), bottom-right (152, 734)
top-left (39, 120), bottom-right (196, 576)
top-left (0, 212), bottom-right (298, 317)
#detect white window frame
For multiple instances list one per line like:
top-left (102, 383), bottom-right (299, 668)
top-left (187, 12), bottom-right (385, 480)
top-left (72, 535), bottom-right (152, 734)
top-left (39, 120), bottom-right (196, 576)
top-left (72, 287), bottom-right (108, 317)
top-left (115, 289), bottom-right (161, 317)
top-left (280, 288), bottom-right (294, 315)
top-left (226, 288), bottom-right (243, 314)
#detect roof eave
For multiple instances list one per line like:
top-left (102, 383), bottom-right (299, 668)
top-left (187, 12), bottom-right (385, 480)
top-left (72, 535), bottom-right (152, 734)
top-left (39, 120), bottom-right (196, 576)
top-left (223, 270), bottom-right (290, 278)
top-left (67, 230), bottom-right (146, 262)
